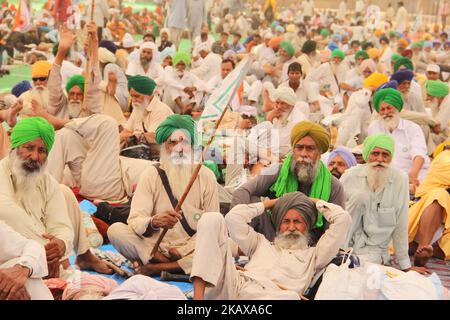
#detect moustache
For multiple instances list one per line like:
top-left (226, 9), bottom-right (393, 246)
top-left (22, 159), bottom-right (41, 173)
top-left (368, 161), bottom-right (388, 169)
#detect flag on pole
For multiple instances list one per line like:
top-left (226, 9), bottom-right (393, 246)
top-left (12, 0), bottom-right (32, 32)
top-left (199, 55), bottom-right (253, 128)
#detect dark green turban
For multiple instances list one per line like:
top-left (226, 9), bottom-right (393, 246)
top-left (301, 40), bottom-right (317, 54)
top-left (393, 57), bottom-right (414, 72)
top-left (355, 50), bottom-right (369, 60)
top-left (280, 40), bottom-right (295, 57)
top-left (373, 88), bottom-right (403, 112)
top-left (128, 75), bottom-right (156, 96)
top-left (11, 117), bottom-right (55, 153)
top-left (155, 115), bottom-right (197, 145)
top-left (65, 74), bottom-right (85, 93)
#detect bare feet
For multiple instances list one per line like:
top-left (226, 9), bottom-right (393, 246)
top-left (432, 243), bottom-right (445, 260)
top-left (414, 245), bottom-right (434, 267)
top-left (75, 250), bottom-right (114, 274)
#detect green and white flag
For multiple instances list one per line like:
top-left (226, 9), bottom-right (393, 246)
top-left (198, 55), bottom-right (253, 129)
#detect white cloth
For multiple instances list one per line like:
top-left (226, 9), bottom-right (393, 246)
top-left (190, 52), bottom-right (222, 81)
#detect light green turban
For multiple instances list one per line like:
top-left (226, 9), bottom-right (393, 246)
top-left (11, 117), bottom-right (55, 153)
top-left (355, 50), bottom-right (369, 60)
top-left (155, 114), bottom-right (197, 145)
top-left (320, 28), bottom-right (330, 37)
top-left (173, 51), bottom-right (191, 66)
top-left (373, 88), bottom-right (403, 112)
top-left (280, 41), bottom-right (295, 57)
top-left (203, 160), bottom-right (220, 179)
top-left (65, 74), bottom-right (85, 93)
top-left (393, 57), bottom-right (414, 72)
top-left (290, 121), bottom-right (330, 153)
top-left (363, 133), bottom-right (395, 161)
top-left (426, 80), bottom-right (449, 98)
top-left (331, 49), bottom-right (345, 60)
top-left (128, 75), bottom-right (156, 96)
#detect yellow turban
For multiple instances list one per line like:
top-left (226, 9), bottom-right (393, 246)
top-left (367, 48), bottom-right (380, 59)
top-left (31, 61), bottom-right (52, 78)
top-left (364, 72), bottom-right (389, 89)
top-left (397, 38), bottom-right (409, 47)
top-left (433, 141), bottom-right (450, 158)
top-left (290, 121), bottom-right (330, 153)
top-left (115, 49), bottom-right (128, 60)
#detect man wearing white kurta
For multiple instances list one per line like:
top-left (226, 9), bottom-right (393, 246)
top-left (0, 221), bottom-right (53, 300)
top-left (126, 42), bottom-right (165, 85)
top-left (190, 43), bottom-right (222, 81)
top-left (191, 192), bottom-right (351, 300)
top-left (108, 115), bottom-right (220, 277)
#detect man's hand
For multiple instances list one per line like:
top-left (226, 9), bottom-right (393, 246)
top-left (263, 198), bottom-right (278, 210)
top-left (152, 210), bottom-right (182, 229)
top-left (31, 99), bottom-right (49, 119)
top-left (168, 248), bottom-right (182, 261)
top-left (58, 26), bottom-right (75, 52)
top-left (0, 266), bottom-right (31, 300)
top-left (6, 99), bottom-right (23, 127)
top-left (404, 266), bottom-right (430, 275)
top-left (408, 173), bottom-right (420, 188)
top-left (86, 21), bottom-right (98, 42)
top-left (42, 233), bottom-right (65, 265)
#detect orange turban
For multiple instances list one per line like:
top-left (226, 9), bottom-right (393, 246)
top-left (397, 38), bottom-right (409, 47)
top-left (374, 29), bottom-right (384, 37)
top-left (269, 36), bottom-right (283, 49)
top-left (367, 48), bottom-right (380, 59)
top-left (31, 61), bottom-right (52, 78)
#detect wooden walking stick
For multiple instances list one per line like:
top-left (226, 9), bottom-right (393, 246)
top-left (81, 0), bottom-right (95, 112)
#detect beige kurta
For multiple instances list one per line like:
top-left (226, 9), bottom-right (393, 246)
top-left (107, 164), bottom-right (220, 273)
top-left (190, 201), bottom-right (352, 300)
top-left (0, 125), bottom-right (10, 159)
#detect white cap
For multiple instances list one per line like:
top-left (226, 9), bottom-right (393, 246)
top-left (426, 64), bottom-right (440, 73)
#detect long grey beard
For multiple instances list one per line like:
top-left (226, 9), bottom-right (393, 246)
top-left (140, 58), bottom-right (151, 68)
top-left (274, 230), bottom-right (309, 251)
top-left (290, 156), bottom-right (319, 185)
top-left (380, 113), bottom-right (400, 132)
top-left (159, 147), bottom-right (194, 199)
top-left (366, 162), bottom-right (390, 192)
top-left (68, 101), bottom-right (82, 119)
top-left (9, 150), bottom-right (46, 202)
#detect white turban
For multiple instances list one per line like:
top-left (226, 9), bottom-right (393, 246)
top-left (139, 41), bottom-right (161, 63)
top-left (263, 32), bottom-right (274, 40)
top-left (160, 28), bottom-right (170, 36)
top-left (197, 42), bottom-right (211, 53)
top-left (274, 86), bottom-right (297, 106)
top-left (98, 47), bottom-right (117, 64)
top-left (122, 33), bottom-right (135, 48)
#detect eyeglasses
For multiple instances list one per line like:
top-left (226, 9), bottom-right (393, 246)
top-left (32, 77), bottom-right (48, 82)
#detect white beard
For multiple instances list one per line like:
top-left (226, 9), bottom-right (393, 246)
top-left (366, 162), bottom-right (390, 192)
top-left (68, 101), bottom-right (82, 119)
top-left (274, 230), bottom-right (309, 251)
top-left (426, 99), bottom-right (440, 117)
top-left (9, 150), bottom-right (46, 203)
top-left (159, 147), bottom-right (194, 199)
top-left (290, 156), bottom-right (319, 185)
top-left (380, 113), bottom-right (400, 132)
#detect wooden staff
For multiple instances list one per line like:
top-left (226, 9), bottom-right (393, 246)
top-left (81, 0), bottom-right (95, 112)
top-left (150, 105), bottom-right (230, 258)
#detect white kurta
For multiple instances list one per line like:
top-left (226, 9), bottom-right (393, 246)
top-left (190, 52), bottom-right (222, 81)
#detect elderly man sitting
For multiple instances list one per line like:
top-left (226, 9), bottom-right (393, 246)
top-left (425, 80), bottom-right (450, 147)
top-left (232, 121), bottom-right (345, 242)
top-left (390, 69), bottom-right (426, 113)
top-left (368, 88), bottom-right (430, 188)
top-left (0, 117), bottom-right (113, 278)
top-left (126, 42), bottom-right (165, 84)
top-left (341, 134), bottom-right (413, 271)
top-left (0, 221), bottom-right (53, 300)
top-left (108, 115), bottom-right (219, 277)
top-left (326, 146), bottom-right (358, 179)
top-left (191, 192), bottom-right (352, 300)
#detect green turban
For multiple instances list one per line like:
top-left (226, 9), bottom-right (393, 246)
top-left (11, 117), bottom-right (55, 153)
top-left (173, 51), bottom-right (191, 66)
top-left (411, 41), bottom-right (424, 49)
top-left (155, 114), bottom-right (197, 145)
top-left (393, 57), bottom-right (414, 72)
top-left (128, 75), bottom-right (156, 96)
top-left (290, 121), bottom-right (330, 153)
top-left (203, 160), bottom-right (220, 179)
top-left (320, 28), bottom-right (330, 37)
top-left (280, 41), bottom-right (295, 57)
top-left (391, 53), bottom-right (402, 64)
top-left (363, 133), bottom-right (395, 162)
top-left (426, 80), bottom-right (449, 98)
top-left (331, 49), bottom-right (345, 60)
top-left (355, 50), bottom-right (369, 60)
top-left (373, 88), bottom-right (403, 112)
top-left (65, 74), bottom-right (85, 93)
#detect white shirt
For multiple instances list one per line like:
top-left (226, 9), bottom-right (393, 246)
top-left (190, 52), bottom-right (222, 81)
top-left (368, 118), bottom-right (430, 180)
top-left (255, 44), bottom-right (276, 66)
top-left (273, 106), bottom-right (308, 156)
top-left (306, 62), bottom-right (347, 95)
top-left (126, 60), bottom-right (165, 84)
top-left (302, 0), bottom-right (314, 16)
top-left (192, 35), bottom-right (215, 57)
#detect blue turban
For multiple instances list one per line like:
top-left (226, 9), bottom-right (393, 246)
top-left (99, 40), bottom-right (117, 54)
top-left (327, 146), bottom-right (357, 168)
top-left (390, 69), bottom-right (414, 84)
top-left (328, 42), bottom-right (339, 51)
top-left (12, 80), bottom-right (32, 97)
top-left (376, 80), bottom-right (399, 92)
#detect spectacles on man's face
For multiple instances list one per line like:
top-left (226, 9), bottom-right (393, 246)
top-left (32, 77), bottom-right (48, 82)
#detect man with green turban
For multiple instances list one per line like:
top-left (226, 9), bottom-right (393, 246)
top-left (232, 121), bottom-right (346, 242)
top-left (0, 116), bottom-right (114, 280)
top-left (162, 50), bottom-right (206, 114)
top-left (47, 20), bottom-right (102, 120)
top-left (425, 80), bottom-right (450, 145)
top-left (369, 88), bottom-right (430, 186)
top-left (108, 113), bottom-right (220, 278)
top-left (279, 41), bottom-right (295, 58)
top-left (120, 75), bottom-right (173, 145)
top-left (341, 133), bottom-right (415, 273)
top-left (355, 50), bottom-right (369, 64)
top-left (393, 57), bottom-right (414, 73)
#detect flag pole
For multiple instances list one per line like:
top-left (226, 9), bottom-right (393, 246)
top-left (149, 56), bottom-right (254, 258)
top-left (82, 0), bottom-right (95, 112)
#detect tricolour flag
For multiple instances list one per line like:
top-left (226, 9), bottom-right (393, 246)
top-left (12, 0), bottom-right (32, 32)
top-left (199, 55), bottom-right (253, 127)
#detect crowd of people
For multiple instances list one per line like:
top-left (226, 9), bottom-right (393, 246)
top-left (0, 0), bottom-right (449, 300)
